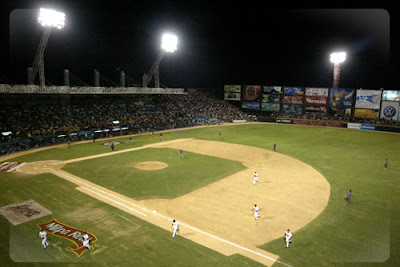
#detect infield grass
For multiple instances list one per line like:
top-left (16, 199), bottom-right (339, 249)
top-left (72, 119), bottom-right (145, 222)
top-left (62, 147), bottom-right (246, 200)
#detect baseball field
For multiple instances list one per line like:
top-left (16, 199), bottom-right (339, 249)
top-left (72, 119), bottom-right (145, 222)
top-left (0, 122), bottom-right (399, 266)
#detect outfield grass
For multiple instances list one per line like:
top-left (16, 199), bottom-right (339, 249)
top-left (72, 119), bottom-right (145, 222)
top-left (62, 147), bottom-right (246, 199)
top-left (1, 123), bottom-right (399, 266)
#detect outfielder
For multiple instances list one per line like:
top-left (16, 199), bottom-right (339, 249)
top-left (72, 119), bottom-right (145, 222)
top-left (172, 219), bottom-right (179, 238)
top-left (82, 231), bottom-right (91, 250)
top-left (253, 171), bottom-right (259, 184)
top-left (39, 229), bottom-right (49, 249)
top-left (252, 204), bottom-right (260, 220)
top-left (284, 229), bottom-right (293, 248)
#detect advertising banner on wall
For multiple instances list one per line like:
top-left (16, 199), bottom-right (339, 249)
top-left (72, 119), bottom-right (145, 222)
top-left (282, 104), bottom-right (303, 114)
top-left (242, 85), bottom-right (261, 101)
top-left (355, 90), bottom-right (382, 109)
top-left (224, 85), bottom-right (241, 93)
top-left (329, 88), bottom-right (355, 108)
top-left (283, 95), bottom-right (303, 104)
top-left (261, 103), bottom-right (280, 112)
top-left (382, 90), bottom-right (400, 101)
top-left (283, 87), bottom-right (304, 96)
top-left (354, 108), bottom-right (380, 119)
top-left (305, 88), bottom-right (329, 97)
top-left (305, 96), bottom-right (327, 106)
top-left (224, 92), bottom-right (241, 101)
top-left (262, 94), bottom-right (280, 103)
top-left (263, 86), bottom-right (281, 94)
top-left (241, 101), bottom-right (260, 110)
top-left (305, 106), bottom-right (327, 112)
top-left (380, 101), bottom-right (399, 121)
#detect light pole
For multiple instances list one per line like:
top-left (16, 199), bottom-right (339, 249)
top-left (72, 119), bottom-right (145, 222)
top-left (142, 33), bottom-right (178, 88)
top-left (31, 8), bottom-right (65, 88)
top-left (330, 52), bottom-right (346, 88)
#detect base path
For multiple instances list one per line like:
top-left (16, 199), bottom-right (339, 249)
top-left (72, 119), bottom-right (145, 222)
top-left (16, 138), bottom-right (330, 266)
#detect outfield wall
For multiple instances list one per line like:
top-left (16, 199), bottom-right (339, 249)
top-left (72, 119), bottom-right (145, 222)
top-left (274, 117), bottom-right (400, 133)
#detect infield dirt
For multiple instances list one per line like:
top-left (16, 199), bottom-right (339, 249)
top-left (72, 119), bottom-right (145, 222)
top-left (16, 138), bottom-right (330, 266)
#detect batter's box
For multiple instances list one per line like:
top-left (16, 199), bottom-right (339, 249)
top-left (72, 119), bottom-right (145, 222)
top-left (0, 199), bottom-right (52, 226)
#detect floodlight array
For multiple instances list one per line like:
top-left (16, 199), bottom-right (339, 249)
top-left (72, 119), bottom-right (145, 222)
top-left (161, 33), bottom-right (178, 53)
top-left (38, 8), bottom-right (65, 29)
top-left (330, 52), bottom-right (346, 64)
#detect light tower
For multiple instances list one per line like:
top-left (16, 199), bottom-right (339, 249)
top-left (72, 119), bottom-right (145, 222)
top-left (31, 8), bottom-right (65, 88)
top-left (330, 52), bottom-right (346, 88)
top-left (142, 33), bottom-right (178, 88)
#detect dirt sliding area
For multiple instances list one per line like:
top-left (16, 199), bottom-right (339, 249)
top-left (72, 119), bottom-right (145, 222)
top-left (17, 138), bottom-right (330, 266)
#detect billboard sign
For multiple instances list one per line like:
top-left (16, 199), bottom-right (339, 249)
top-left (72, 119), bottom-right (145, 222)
top-left (283, 87), bottom-right (304, 96)
top-left (380, 101), bottom-right (399, 121)
top-left (305, 88), bottom-right (329, 97)
top-left (242, 85), bottom-right (261, 101)
top-left (224, 85), bottom-right (241, 93)
top-left (305, 96), bottom-right (327, 106)
top-left (241, 101), bottom-right (260, 110)
top-left (261, 103), bottom-right (280, 112)
top-left (262, 94), bottom-right (280, 103)
top-left (354, 108), bottom-right (379, 119)
top-left (263, 86), bottom-right (281, 94)
top-left (224, 92), bottom-right (241, 101)
top-left (283, 95), bottom-right (303, 104)
top-left (382, 90), bottom-right (400, 101)
top-left (329, 88), bottom-right (355, 108)
top-left (355, 90), bottom-right (382, 109)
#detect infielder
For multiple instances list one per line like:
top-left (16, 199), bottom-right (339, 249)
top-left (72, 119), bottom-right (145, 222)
top-left (82, 231), bottom-right (91, 250)
top-left (39, 229), bottom-right (49, 249)
top-left (252, 204), bottom-right (260, 220)
top-left (284, 229), bottom-right (293, 248)
top-left (172, 219), bottom-right (179, 238)
top-left (253, 171), bottom-right (259, 184)
top-left (179, 149), bottom-right (184, 158)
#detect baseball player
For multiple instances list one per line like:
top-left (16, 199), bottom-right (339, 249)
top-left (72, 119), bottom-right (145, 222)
top-left (172, 219), bottom-right (179, 238)
top-left (39, 229), bottom-right (49, 249)
top-left (253, 171), bottom-right (259, 184)
top-left (284, 229), bottom-right (293, 248)
top-left (179, 149), bottom-right (184, 158)
top-left (82, 231), bottom-right (91, 250)
top-left (347, 190), bottom-right (352, 205)
top-left (252, 204), bottom-right (260, 220)
top-left (384, 158), bottom-right (388, 169)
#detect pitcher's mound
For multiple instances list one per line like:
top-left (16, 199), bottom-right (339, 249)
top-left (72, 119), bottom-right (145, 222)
top-left (134, 161), bottom-right (168, 171)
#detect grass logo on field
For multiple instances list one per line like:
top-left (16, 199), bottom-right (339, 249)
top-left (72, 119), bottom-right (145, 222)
top-left (37, 219), bottom-right (97, 257)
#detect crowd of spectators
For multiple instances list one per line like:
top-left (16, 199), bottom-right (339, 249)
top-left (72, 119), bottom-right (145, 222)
top-left (0, 90), bottom-right (249, 156)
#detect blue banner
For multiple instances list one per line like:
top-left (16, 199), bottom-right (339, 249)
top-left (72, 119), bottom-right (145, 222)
top-left (283, 87), bottom-right (304, 96)
top-left (329, 88), bottom-right (355, 108)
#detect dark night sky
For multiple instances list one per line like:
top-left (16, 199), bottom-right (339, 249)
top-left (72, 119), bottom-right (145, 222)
top-left (0, 1), bottom-right (398, 89)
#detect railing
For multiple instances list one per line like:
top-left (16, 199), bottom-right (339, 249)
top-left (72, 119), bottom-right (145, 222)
top-left (0, 84), bottom-right (186, 95)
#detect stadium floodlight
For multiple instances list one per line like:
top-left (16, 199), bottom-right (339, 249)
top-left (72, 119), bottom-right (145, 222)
top-left (38, 8), bottom-right (65, 29)
top-left (161, 33), bottom-right (178, 53)
top-left (143, 33), bottom-right (178, 88)
top-left (330, 52), bottom-right (346, 88)
top-left (30, 8), bottom-right (66, 89)
top-left (330, 52), bottom-right (346, 64)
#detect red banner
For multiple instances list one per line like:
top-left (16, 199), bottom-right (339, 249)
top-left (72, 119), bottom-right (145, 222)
top-left (38, 219), bottom-right (97, 257)
top-left (305, 96), bottom-right (327, 106)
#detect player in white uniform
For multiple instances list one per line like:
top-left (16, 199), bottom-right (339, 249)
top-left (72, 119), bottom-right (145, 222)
top-left (252, 204), bottom-right (260, 220)
top-left (172, 219), bottom-right (179, 238)
top-left (39, 229), bottom-right (49, 249)
top-left (253, 171), bottom-right (259, 184)
top-left (284, 229), bottom-right (293, 248)
top-left (82, 231), bottom-right (91, 250)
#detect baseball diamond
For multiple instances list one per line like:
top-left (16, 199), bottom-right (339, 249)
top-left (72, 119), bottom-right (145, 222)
top-left (0, 123), bottom-right (398, 266)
